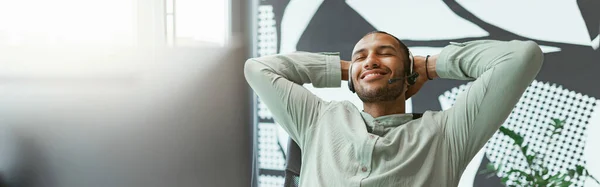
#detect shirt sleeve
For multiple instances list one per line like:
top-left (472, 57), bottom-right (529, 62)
top-left (244, 52), bottom-right (342, 147)
top-left (432, 40), bottom-right (544, 171)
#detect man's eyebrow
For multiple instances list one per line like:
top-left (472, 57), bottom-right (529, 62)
top-left (352, 44), bottom-right (400, 60)
top-left (353, 45), bottom-right (398, 57)
top-left (377, 45), bottom-right (398, 52)
top-left (352, 48), bottom-right (366, 58)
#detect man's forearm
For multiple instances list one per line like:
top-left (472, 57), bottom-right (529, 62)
top-left (245, 52), bottom-right (342, 88)
top-left (436, 40), bottom-right (543, 166)
top-left (435, 40), bottom-right (542, 81)
top-left (244, 52), bottom-right (343, 145)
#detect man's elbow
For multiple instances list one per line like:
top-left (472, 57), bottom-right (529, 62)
top-left (520, 41), bottom-right (544, 67)
top-left (510, 40), bottom-right (544, 72)
top-left (244, 58), bottom-right (262, 83)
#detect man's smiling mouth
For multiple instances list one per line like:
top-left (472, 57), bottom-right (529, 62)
top-left (360, 70), bottom-right (388, 81)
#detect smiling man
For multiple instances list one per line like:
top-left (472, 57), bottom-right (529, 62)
top-left (244, 31), bottom-right (543, 186)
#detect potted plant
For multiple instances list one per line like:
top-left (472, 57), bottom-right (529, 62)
top-left (480, 118), bottom-right (600, 186)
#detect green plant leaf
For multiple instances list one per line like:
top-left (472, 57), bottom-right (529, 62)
top-left (526, 155), bottom-right (536, 165)
top-left (549, 173), bottom-right (568, 184)
top-left (507, 169), bottom-right (529, 178)
top-left (567, 169), bottom-right (576, 179)
top-left (478, 163), bottom-right (497, 175)
top-left (514, 180), bottom-right (523, 185)
top-left (589, 173), bottom-right (600, 184)
top-left (549, 118), bottom-right (566, 136)
top-left (501, 177), bottom-right (509, 184)
top-left (521, 145), bottom-right (530, 155)
top-left (526, 175), bottom-right (534, 182)
top-left (499, 126), bottom-right (524, 146)
top-left (536, 175), bottom-right (548, 186)
top-left (542, 168), bottom-right (549, 176)
top-left (548, 173), bottom-right (560, 182)
top-left (551, 118), bottom-right (566, 131)
top-left (576, 165), bottom-right (585, 175)
top-left (478, 169), bottom-right (491, 175)
top-left (487, 163), bottom-right (496, 171)
top-left (551, 118), bottom-right (565, 127)
top-left (558, 181), bottom-right (573, 187)
top-left (478, 169), bottom-right (493, 175)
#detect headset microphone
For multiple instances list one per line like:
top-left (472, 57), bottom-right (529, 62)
top-left (388, 77), bottom-right (404, 84)
top-left (388, 71), bottom-right (419, 84)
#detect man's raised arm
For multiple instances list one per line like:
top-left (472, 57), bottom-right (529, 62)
top-left (429, 40), bottom-right (544, 172)
top-left (244, 52), bottom-right (347, 146)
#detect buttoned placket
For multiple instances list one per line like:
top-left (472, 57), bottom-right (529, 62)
top-left (358, 125), bottom-right (378, 182)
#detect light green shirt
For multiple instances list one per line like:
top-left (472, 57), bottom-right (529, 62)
top-left (244, 40), bottom-right (543, 186)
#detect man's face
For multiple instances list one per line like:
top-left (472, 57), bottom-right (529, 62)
top-left (350, 33), bottom-right (408, 102)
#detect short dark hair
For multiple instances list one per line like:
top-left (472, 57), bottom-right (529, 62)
top-left (364, 31), bottom-right (410, 75)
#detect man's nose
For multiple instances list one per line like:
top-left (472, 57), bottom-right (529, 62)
top-left (363, 55), bottom-right (380, 69)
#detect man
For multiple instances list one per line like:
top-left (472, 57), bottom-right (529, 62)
top-left (244, 31), bottom-right (543, 186)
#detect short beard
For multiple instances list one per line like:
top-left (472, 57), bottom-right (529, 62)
top-left (356, 82), bottom-right (404, 103)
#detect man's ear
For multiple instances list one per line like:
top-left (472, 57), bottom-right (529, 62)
top-left (404, 78), bottom-right (411, 89)
top-left (403, 78), bottom-right (413, 100)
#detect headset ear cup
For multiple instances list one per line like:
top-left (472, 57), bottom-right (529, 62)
top-left (406, 50), bottom-right (418, 85)
top-left (348, 65), bottom-right (355, 93)
top-left (348, 78), bottom-right (355, 93)
top-left (407, 72), bottom-right (419, 85)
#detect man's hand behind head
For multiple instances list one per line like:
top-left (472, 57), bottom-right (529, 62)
top-left (405, 55), bottom-right (438, 100)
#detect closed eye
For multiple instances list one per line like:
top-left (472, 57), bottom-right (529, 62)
top-left (354, 56), bottom-right (365, 61)
top-left (379, 50), bottom-right (395, 56)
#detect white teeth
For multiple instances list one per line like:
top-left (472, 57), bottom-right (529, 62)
top-left (364, 73), bottom-right (380, 78)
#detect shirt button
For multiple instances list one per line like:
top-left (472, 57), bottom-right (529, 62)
top-left (361, 166), bottom-right (368, 172)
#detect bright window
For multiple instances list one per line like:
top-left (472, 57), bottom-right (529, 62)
top-left (0, 0), bottom-right (135, 47)
top-left (165, 0), bottom-right (230, 47)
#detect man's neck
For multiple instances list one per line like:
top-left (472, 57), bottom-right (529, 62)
top-left (363, 97), bottom-right (406, 118)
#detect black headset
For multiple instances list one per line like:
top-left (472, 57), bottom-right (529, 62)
top-left (348, 50), bottom-right (419, 93)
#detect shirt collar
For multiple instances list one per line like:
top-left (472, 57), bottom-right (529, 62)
top-left (360, 111), bottom-right (415, 128)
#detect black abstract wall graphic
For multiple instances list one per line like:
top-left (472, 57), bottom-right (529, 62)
top-left (254, 1), bottom-right (600, 186)
top-left (296, 0), bottom-right (376, 60)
